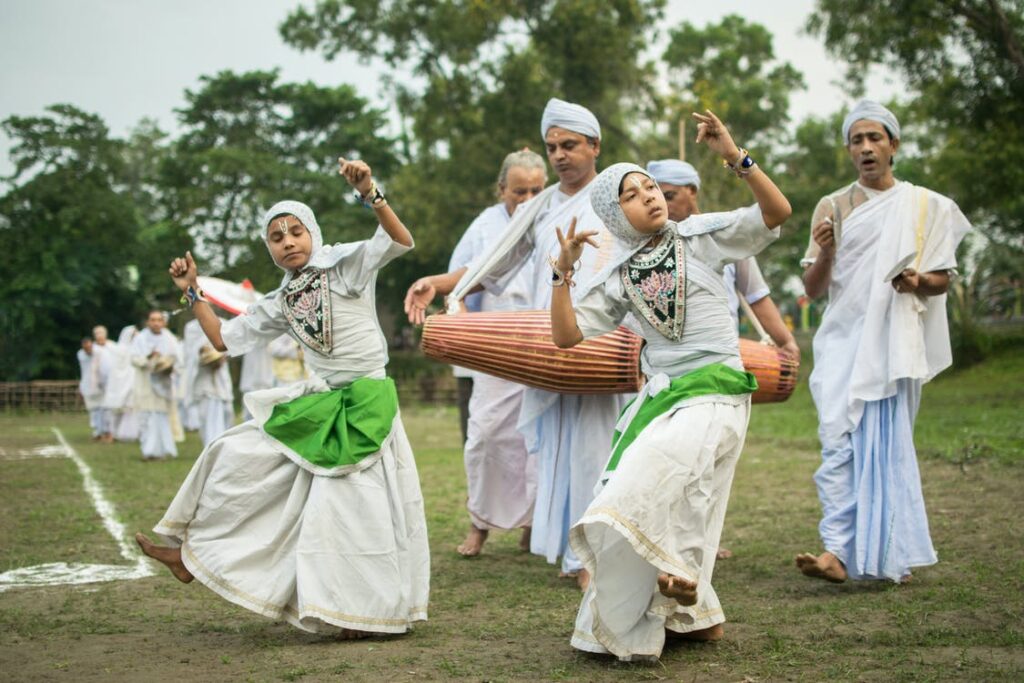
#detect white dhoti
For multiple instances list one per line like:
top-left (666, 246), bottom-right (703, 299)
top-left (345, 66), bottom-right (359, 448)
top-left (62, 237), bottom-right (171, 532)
top-left (113, 411), bottom-right (139, 441)
top-left (464, 375), bottom-right (536, 530)
top-left (815, 379), bottom-right (937, 581)
top-left (139, 411), bottom-right (177, 459)
top-left (570, 396), bottom-right (749, 660)
top-left (153, 413), bottom-right (430, 634)
top-left (526, 392), bottom-right (624, 574)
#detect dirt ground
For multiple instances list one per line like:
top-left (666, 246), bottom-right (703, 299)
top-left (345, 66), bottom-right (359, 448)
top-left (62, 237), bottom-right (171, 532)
top-left (2, 351), bottom-right (1023, 681)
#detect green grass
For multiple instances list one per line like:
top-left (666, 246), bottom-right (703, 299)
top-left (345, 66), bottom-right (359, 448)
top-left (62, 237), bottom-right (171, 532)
top-left (1, 346), bottom-right (1022, 681)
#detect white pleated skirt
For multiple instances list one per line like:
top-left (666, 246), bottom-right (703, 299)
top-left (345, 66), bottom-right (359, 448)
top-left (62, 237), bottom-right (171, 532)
top-left (153, 413), bottom-right (430, 634)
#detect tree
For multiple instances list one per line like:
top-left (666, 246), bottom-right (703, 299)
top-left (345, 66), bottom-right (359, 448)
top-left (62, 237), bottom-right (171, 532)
top-left (159, 70), bottom-right (400, 298)
top-left (652, 14), bottom-right (806, 287)
top-left (0, 106), bottom-right (145, 380)
top-left (807, 0), bottom-right (1024, 242)
top-left (280, 0), bottom-right (668, 296)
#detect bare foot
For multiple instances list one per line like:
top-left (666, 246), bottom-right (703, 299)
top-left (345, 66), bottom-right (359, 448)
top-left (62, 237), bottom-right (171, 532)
top-left (900, 574), bottom-right (913, 584)
top-left (795, 551), bottom-right (848, 583)
top-left (716, 547), bottom-right (733, 560)
top-left (657, 573), bottom-right (698, 606)
top-left (577, 568), bottom-right (590, 592)
top-left (518, 527), bottom-right (532, 552)
top-left (456, 526), bottom-right (488, 557)
top-left (135, 532), bottom-right (194, 583)
top-left (668, 624), bottom-right (724, 642)
top-left (558, 570), bottom-right (578, 579)
top-left (100, 434), bottom-right (114, 444)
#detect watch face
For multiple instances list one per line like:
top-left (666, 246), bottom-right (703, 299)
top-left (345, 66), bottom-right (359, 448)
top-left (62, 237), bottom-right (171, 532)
top-left (741, 155), bottom-right (755, 168)
top-left (551, 270), bottom-right (560, 281)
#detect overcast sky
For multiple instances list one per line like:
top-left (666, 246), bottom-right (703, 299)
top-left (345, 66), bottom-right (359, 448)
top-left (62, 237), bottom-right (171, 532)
top-left (0, 0), bottom-right (902, 178)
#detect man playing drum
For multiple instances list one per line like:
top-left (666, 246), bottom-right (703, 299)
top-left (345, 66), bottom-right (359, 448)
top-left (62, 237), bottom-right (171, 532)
top-left (405, 98), bottom-right (628, 588)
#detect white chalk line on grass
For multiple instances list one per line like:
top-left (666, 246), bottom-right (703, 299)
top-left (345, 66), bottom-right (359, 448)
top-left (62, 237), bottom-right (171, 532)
top-left (0, 428), bottom-right (154, 592)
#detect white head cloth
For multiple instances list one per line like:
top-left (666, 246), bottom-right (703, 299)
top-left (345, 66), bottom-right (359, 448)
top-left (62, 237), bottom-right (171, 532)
top-left (262, 200), bottom-right (362, 286)
top-left (590, 162), bottom-right (660, 249)
top-left (646, 159), bottom-right (701, 189)
top-left (540, 97), bottom-right (601, 140)
top-left (842, 99), bottom-right (901, 143)
top-left (574, 162), bottom-right (673, 301)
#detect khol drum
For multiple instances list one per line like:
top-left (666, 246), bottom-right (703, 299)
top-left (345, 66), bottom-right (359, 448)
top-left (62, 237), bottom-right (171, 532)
top-left (421, 311), bottom-right (798, 403)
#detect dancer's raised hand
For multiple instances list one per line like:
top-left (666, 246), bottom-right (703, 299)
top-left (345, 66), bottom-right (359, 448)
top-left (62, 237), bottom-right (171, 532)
top-left (692, 110), bottom-right (741, 162)
top-left (338, 157), bottom-right (374, 196)
top-left (168, 251), bottom-right (199, 292)
top-left (555, 217), bottom-right (600, 273)
top-left (404, 277), bottom-right (437, 326)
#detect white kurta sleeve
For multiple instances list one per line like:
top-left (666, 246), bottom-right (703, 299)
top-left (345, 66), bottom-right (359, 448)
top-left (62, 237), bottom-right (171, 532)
top-left (682, 204), bottom-right (780, 272)
top-left (735, 256), bottom-right (771, 304)
top-left (574, 274), bottom-right (631, 340)
top-left (334, 226), bottom-right (413, 295)
top-left (220, 294), bottom-right (290, 357)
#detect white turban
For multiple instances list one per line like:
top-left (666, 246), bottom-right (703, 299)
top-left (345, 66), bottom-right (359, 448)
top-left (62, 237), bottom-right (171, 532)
top-left (540, 97), bottom-right (601, 140)
top-left (646, 159), bottom-right (701, 189)
top-left (842, 99), bottom-right (901, 143)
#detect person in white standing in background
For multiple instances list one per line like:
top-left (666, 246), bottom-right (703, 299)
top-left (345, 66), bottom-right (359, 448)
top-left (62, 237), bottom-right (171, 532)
top-left (131, 310), bottom-right (180, 460)
top-left (107, 325), bottom-right (140, 441)
top-left (183, 318), bottom-right (235, 447)
top-left (404, 98), bottom-right (628, 589)
top-left (77, 337), bottom-right (105, 440)
top-left (413, 149), bottom-right (546, 557)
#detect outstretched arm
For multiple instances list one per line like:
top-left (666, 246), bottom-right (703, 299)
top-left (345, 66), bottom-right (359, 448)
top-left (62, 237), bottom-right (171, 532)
top-left (403, 267), bottom-right (482, 325)
top-left (338, 157), bottom-right (413, 247)
top-left (169, 252), bottom-right (226, 352)
top-left (551, 217), bottom-right (599, 349)
top-left (692, 111), bottom-right (792, 229)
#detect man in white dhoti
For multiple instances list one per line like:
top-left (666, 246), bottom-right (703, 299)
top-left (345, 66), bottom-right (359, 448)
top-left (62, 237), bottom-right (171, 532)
top-left (135, 158), bottom-right (429, 639)
top-left (107, 325), bottom-right (139, 441)
top-left (183, 318), bottom-right (235, 447)
top-left (131, 310), bottom-right (180, 460)
top-left (405, 98), bottom-right (628, 588)
top-left (550, 111), bottom-right (791, 660)
top-left (178, 321), bottom-right (202, 433)
top-left (76, 337), bottom-right (106, 439)
top-left (88, 326), bottom-right (116, 442)
top-left (415, 149), bottom-right (546, 556)
top-left (796, 100), bottom-right (971, 583)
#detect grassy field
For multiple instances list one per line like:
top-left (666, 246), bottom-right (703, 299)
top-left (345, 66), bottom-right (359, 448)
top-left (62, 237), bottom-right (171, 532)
top-left (1, 346), bottom-right (1022, 682)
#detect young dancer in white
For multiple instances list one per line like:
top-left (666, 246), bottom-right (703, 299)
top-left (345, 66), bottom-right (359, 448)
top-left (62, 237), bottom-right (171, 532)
top-left (135, 158), bottom-right (429, 638)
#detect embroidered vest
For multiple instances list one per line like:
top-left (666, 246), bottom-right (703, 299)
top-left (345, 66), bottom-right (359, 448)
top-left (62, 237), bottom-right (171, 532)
top-left (621, 234), bottom-right (686, 341)
top-left (282, 268), bottom-right (332, 354)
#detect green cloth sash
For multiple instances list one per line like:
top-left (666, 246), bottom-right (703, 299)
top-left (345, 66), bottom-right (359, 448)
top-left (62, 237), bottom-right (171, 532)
top-left (605, 364), bottom-right (757, 475)
top-left (263, 377), bottom-right (398, 470)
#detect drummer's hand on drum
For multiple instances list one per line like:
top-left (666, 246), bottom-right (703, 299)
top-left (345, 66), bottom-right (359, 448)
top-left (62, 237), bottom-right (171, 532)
top-left (404, 277), bottom-right (436, 326)
top-left (555, 217), bottom-right (600, 273)
top-left (168, 251), bottom-right (199, 292)
top-left (780, 338), bottom-right (801, 362)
